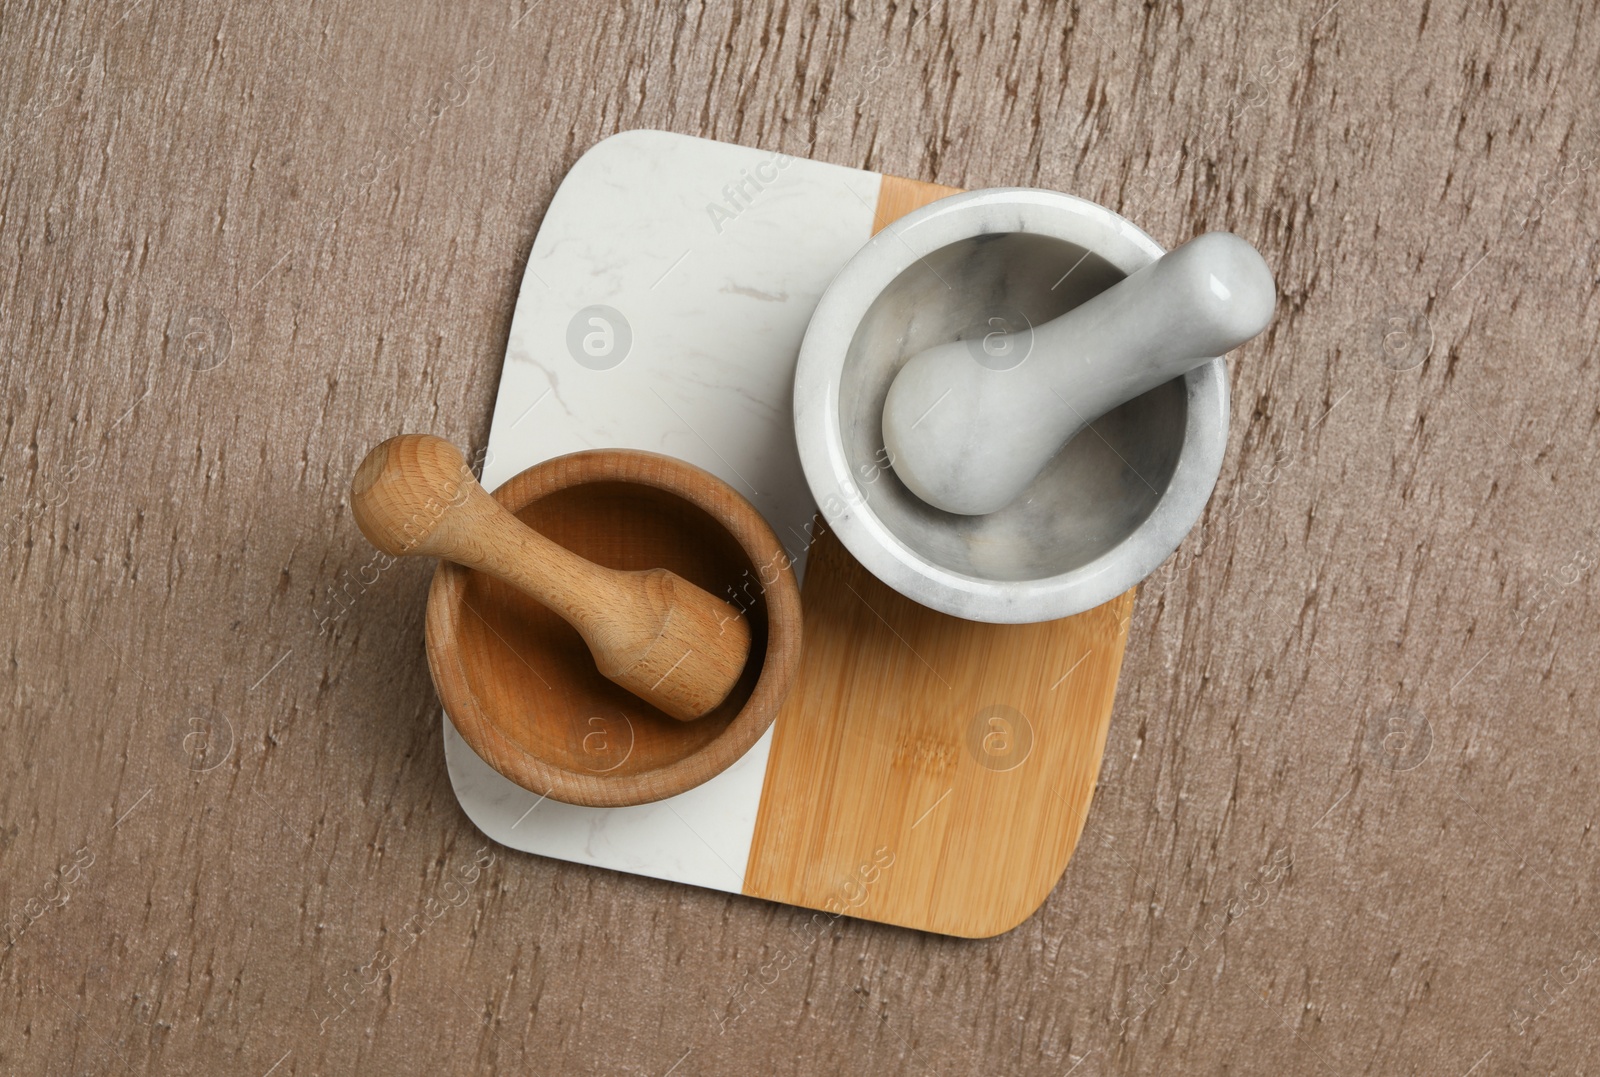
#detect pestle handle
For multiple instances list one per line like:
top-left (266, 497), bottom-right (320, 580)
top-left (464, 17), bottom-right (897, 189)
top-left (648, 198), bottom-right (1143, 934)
top-left (1032, 231), bottom-right (1276, 420)
top-left (350, 435), bottom-right (752, 722)
top-left (352, 435), bottom-right (632, 616)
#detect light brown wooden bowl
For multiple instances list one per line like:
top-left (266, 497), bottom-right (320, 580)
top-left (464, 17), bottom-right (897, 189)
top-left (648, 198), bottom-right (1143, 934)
top-left (424, 449), bottom-right (801, 807)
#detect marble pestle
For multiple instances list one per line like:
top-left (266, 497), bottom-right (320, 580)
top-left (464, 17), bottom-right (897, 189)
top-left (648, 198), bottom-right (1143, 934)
top-left (881, 231), bottom-right (1276, 516)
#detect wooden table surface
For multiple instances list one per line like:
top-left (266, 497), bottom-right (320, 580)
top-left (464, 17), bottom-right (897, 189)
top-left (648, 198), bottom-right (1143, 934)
top-left (2, 0), bottom-right (1597, 1073)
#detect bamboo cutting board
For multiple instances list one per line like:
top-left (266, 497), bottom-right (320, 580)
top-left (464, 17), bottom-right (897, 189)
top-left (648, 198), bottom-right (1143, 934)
top-left (746, 523), bottom-right (1134, 936)
top-left (444, 132), bottom-right (1136, 938)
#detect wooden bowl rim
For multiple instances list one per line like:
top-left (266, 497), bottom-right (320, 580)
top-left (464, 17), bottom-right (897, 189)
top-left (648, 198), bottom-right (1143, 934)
top-left (425, 448), bottom-right (802, 808)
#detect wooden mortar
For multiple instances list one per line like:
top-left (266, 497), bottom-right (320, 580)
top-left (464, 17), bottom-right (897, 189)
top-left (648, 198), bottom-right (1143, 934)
top-left (420, 448), bottom-right (802, 807)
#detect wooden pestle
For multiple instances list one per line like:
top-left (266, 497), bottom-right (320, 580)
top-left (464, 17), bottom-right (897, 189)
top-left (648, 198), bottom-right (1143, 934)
top-left (350, 435), bottom-right (752, 722)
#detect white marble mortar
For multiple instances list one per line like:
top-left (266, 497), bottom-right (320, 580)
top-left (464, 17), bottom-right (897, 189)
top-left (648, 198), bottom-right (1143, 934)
top-left (792, 188), bottom-right (1232, 623)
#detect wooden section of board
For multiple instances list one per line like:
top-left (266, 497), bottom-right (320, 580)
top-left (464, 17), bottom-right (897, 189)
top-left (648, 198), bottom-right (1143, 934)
top-left (743, 175), bottom-right (1138, 937)
top-left (871, 174), bottom-right (963, 234)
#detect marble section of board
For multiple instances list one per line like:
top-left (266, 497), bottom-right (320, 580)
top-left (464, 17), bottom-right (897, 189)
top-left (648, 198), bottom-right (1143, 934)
top-left (445, 130), bottom-right (881, 893)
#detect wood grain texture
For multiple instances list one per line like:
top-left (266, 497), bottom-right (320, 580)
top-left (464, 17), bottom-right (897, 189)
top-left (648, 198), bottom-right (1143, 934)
top-left (745, 517), bottom-right (1135, 937)
top-left (1, 0), bottom-right (1598, 1074)
top-left (872, 174), bottom-right (962, 234)
top-left (744, 173), bottom-right (1137, 938)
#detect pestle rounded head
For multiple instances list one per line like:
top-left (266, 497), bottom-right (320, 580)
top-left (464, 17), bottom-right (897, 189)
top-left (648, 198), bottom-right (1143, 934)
top-left (882, 341), bottom-right (1030, 516)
